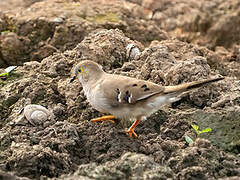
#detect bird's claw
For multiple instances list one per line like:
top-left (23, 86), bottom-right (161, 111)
top-left (125, 128), bottom-right (138, 137)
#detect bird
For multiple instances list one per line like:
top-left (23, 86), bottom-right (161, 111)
top-left (70, 60), bottom-right (224, 137)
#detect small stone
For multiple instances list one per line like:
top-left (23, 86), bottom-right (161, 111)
top-left (126, 43), bottom-right (140, 61)
top-left (53, 17), bottom-right (63, 23)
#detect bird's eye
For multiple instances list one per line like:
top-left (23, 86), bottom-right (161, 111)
top-left (78, 67), bottom-right (84, 73)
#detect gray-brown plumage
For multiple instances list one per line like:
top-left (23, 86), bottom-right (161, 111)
top-left (70, 60), bottom-right (224, 137)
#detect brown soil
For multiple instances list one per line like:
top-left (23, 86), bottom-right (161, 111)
top-left (0, 0), bottom-right (240, 180)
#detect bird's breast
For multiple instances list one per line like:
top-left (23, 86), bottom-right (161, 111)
top-left (83, 84), bottom-right (110, 113)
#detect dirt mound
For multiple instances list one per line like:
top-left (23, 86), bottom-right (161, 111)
top-left (1, 28), bottom-right (240, 179)
top-left (0, 0), bottom-right (167, 67)
top-left (137, 0), bottom-right (240, 49)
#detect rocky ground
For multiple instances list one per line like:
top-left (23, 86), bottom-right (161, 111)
top-left (0, 0), bottom-right (240, 179)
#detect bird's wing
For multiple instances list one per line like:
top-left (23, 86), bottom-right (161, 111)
top-left (100, 74), bottom-right (164, 106)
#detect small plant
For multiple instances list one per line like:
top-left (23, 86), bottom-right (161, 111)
top-left (191, 124), bottom-right (212, 137)
top-left (0, 66), bottom-right (17, 80)
top-left (1, 30), bottom-right (11, 35)
top-left (185, 124), bottom-right (212, 145)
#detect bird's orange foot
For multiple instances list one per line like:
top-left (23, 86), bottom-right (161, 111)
top-left (90, 115), bottom-right (116, 124)
top-left (125, 119), bottom-right (141, 138)
top-left (125, 128), bottom-right (138, 137)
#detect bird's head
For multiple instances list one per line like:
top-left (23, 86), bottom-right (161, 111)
top-left (70, 60), bottom-right (104, 85)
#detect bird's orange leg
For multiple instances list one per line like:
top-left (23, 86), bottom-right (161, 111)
top-left (126, 119), bottom-right (141, 137)
top-left (90, 115), bottom-right (116, 124)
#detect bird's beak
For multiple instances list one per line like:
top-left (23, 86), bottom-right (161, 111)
top-left (70, 75), bottom-right (76, 83)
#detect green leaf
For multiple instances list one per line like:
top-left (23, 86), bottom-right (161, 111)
top-left (0, 72), bottom-right (9, 77)
top-left (1, 30), bottom-right (10, 35)
top-left (191, 124), bottom-right (199, 131)
top-left (185, 135), bottom-right (194, 145)
top-left (200, 128), bottom-right (212, 134)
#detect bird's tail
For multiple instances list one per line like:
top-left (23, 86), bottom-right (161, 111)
top-left (163, 77), bottom-right (224, 96)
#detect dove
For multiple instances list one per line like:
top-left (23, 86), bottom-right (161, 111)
top-left (70, 60), bottom-right (223, 137)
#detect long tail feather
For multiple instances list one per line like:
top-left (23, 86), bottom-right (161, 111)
top-left (164, 77), bottom-right (224, 94)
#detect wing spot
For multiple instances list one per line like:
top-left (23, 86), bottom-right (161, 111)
top-left (132, 84), bottom-right (137, 87)
top-left (123, 90), bottom-right (131, 103)
top-left (144, 88), bottom-right (150, 91)
top-left (116, 88), bottom-right (121, 102)
top-left (141, 84), bottom-right (147, 88)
